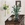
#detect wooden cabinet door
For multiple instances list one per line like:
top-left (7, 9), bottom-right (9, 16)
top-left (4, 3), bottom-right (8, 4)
top-left (10, 24), bottom-right (14, 25)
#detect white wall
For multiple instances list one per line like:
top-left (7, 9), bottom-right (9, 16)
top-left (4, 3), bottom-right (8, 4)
top-left (0, 0), bottom-right (25, 14)
top-left (0, 0), bottom-right (25, 25)
top-left (19, 0), bottom-right (25, 15)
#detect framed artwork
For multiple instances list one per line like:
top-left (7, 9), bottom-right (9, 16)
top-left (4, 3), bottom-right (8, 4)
top-left (15, 1), bottom-right (21, 7)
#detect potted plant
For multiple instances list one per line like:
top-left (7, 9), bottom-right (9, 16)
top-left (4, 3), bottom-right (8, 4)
top-left (3, 3), bottom-right (9, 16)
top-left (12, 5), bottom-right (21, 22)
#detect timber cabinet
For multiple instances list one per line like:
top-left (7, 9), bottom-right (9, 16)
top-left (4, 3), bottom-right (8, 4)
top-left (5, 15), bottom-right (24, 25)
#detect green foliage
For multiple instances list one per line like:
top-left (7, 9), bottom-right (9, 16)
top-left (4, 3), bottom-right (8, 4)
top-left (3, 4), bottom-right (9, 10)
top-left (12, 5), bottom-right (21, 21)
top-left (13, 5), bottom-right (20, 14)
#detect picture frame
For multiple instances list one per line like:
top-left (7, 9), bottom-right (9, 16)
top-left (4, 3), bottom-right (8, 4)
top-left (15, 1), bottom-right (21, 7)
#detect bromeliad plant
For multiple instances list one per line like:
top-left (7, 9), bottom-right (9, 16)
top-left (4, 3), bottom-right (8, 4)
top-left (12, 5), bottom-right (21, 21)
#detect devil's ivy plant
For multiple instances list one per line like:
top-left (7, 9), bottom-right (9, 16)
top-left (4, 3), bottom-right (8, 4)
top-left (3, 4), bottom-right (9, 10)
top-left (3, 4), bottom-right (9, 16)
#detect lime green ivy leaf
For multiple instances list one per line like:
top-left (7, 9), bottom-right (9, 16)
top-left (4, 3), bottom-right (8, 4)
top-left (3, 4), bottom-right (9, 10)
